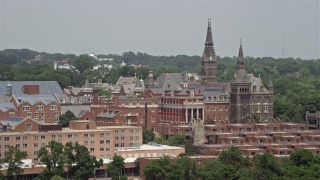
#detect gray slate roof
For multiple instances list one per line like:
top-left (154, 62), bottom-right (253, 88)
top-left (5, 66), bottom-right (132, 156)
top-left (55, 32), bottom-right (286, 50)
top-left (0, 81), bottom-right (63, 96)
top-left (0, 102), bottom-right (16, 112)
top-left (16, 94), bottom-right (58, 105)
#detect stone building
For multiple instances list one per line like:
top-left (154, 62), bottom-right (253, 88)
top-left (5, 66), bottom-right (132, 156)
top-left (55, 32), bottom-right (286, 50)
top-left (230, 43), bottom-right (274, 123)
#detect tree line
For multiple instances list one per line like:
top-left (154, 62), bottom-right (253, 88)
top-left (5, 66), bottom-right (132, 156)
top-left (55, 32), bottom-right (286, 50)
top-left (0, 49), bottom-right (320, 122)
top-left (143, 147), bottom-right (320, 180)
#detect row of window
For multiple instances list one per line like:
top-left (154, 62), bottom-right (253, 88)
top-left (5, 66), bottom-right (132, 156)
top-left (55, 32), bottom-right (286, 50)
top-left (22, 105), bottom-right (58, 111)
top-left (206, 106), bottom-right (228, 111)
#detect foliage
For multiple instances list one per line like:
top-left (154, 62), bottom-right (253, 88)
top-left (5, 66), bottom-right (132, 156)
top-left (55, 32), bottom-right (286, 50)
top-left (0, 146), bottom-right (27, 179)
top-left (64, 142), bottom-right (103, 180)
top-left (38, 141), bottom-right (103, 180)
top-left (59, 110), bottom-right (77, 127)
top-left (143, 156), bottom-right (184, 180)
top-left (167, 134), bottom-right (187, 146)
top-left (142, 126), bottom-right (155, 144)
top-left (38, 141), bottom-right (66, 178)
top-left (107, 154), bottom-right (125, 180)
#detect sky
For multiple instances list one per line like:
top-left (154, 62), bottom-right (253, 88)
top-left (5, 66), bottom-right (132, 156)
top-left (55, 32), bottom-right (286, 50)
top-left (0, 0), bottom-right (319, 59)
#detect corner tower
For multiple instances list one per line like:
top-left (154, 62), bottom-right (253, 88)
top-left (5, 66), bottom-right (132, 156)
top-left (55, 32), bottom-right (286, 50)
top-left (200, 19), bottom-right (217, 82)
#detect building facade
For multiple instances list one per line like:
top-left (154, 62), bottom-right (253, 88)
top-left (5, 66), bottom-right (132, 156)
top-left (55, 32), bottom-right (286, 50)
top-left (230, 44), bottom-right (274, 123)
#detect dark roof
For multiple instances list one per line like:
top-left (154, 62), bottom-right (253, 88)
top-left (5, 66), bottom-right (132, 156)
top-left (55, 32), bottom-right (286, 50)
top-left (0, 102), bottom-right (16, 112)
top-left (0, 81), bottom-right (63, 96)
top-left (16, 94), bottom-right (59, 105)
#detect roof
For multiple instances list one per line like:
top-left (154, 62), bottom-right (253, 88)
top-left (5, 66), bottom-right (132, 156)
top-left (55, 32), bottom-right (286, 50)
top-left (16, 94), bottom-right (59, 105)
top-left (156, 73), bottom-right (189, 90)
top-left (96, 110), bottom-right (119, 118)
top-left (115, 76), bottom-right (137, 86)
top-left (0, 81), bottom-right (63, 96)
top-left (0, 102), bottom-right (16, 112)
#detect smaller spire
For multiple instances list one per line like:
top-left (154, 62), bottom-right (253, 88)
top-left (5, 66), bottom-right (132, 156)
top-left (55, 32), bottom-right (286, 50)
top-left (237, 39), bottom-right (244, 69)
top-left (268, 79), bottom-right (273, 88)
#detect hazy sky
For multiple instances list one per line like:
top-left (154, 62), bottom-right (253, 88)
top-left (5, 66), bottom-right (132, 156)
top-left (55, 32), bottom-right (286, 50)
top-left (0, 0), bottom-right (319, 59)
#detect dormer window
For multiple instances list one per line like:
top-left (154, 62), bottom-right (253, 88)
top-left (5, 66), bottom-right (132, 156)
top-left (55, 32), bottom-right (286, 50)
top-left (36, 105), bottom-right (44, 111)
top-left (61, 99), bottom-right (65, 104)
top-left (79, 99), bottom-right (82, 103)
top-left (71, 99), bottom-right (74, 103)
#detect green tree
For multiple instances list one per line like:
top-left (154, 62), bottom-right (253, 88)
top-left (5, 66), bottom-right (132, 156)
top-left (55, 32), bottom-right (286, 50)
top-left (64, 142), bottom-right (103, 180)
top-left (142, 126), bottom-right (155, 144)
top-left (38, 141), bottom-right (65, 179)
top-left (107, 154), bottom-right (125, 180)
top-left (252, 153), bottom-right (281, 179)
top-left (59, 110), bottom-right (77, 127)
top-left (167, 134), bottom-right (187, 146)
top-left (72, 55), bottom-right (95, 73)
top-left (176, 157), bottom-right (197, 180)
top-left (143, 156), bottom-right (184, 180)
top-left (1, 146), bottom-right (27, 179)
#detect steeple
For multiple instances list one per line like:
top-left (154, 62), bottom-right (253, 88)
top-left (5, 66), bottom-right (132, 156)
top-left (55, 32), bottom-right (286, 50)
top-left (200, 18), bottom-right (217, 82)
top-left (237, 39), bottom-right (244, 70)
top-left (205, 18), bottom-right (213, 47)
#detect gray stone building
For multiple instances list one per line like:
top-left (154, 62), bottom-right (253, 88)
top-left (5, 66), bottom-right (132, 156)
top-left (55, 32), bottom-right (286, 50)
top-left (230, 43), bottom-right (274, 123)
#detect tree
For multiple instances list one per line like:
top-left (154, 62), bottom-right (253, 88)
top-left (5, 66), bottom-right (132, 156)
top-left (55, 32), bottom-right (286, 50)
top-left (176, 157), bottom-right (197, 180)
top-left (64, 142), bottom-right (103, 180)
top-left (107, 154), bottom-right (125, 180)
top-left (72, 55), bottom-right (95, 73)
top-left (59, 110), bottom-right (77, 127)
top-left (38, 141), bottom-right (66, 179)
top-left (219, 146), bottom-right (250, 169)
top-left (289, 149), bottom-right (314, 167)
top-left (142, 126), bottom-right (155, 144)
top-left (252, 153), bottom-right (281, 179)
top-left (167, 134), bottom-right (187, 146)
top-left (143, 156), bottom-right (184, 180)
top-left (1, 146), bottom-right (27, 179)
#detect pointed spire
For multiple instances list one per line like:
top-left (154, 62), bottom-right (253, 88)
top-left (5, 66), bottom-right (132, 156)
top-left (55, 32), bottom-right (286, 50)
top-left (205, 18), bottom-right (213, 47)
top-left (237, 39), bottom-right (244, 69)
top-left (83, 79), bottom-right (91, 88)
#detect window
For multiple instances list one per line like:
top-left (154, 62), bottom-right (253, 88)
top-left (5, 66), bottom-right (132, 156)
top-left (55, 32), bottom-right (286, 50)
top-left (23, 136), bottom-right (28, 140)
top-left (84, 141), bottom-right (88, 145)
top-left (115, 137), bottom-right (119, 140)
top-left (130, 129), bottom-right (134, 133)
top-left (36, 105), bottom-right (44, 111)
top-left (55, 111), bottom-right (59, 117)
top-left (5, 137), bottom-right (9, 141)
top-left (15, 144), bottom-right (20, 148)
top-left (41, 112), bottom-right (46, 117)
top-left (22, 106), bottom-right (30, 111)
top-left (68, 134), bottom-right (72, 138)
top-left (100, 148), bottom-right (104, 151)
top-left (115, 143), bottom-right (119, 147)
top-left (100, 140), bottom-right (104, 144)
top-left (130, 136), bottom-right (133, 140)
top-left (100, 133), bottom-right (104, 137)
top-left (121, 136), bottom-right (125, 140)
top-left (23, 144), bottom-right (28, 148)
top-left (16, 136), bottom-right (21, 141)
top-left (27, 112), bottom-right (32, 117)
top-left (74, 134), bottom-right (79, 138)
top-left (90, 148), bottom-right (94, 152)
top-left (151, 116), bottom-right (155, 122)
top-left (41, 143), bottom-right (46, 147)
top-left (151, 108), bottom-right (155, 112)
top-left (106, 140), bottom-right (110, 144)
top-left (51, 135), bottom-right (56, 139)
top-left (121, 143), bottom-right (125, 147)
top-left (136, 129), bottom-right (140, 133)
top-left (41, 135), bottom-right (45, 140)
top-left (135, 136), bottom-right (139, 140)
top-left (54, 117), bottom-right (59, 122)
top-left (106, 133), bottom-right (110, 137)
top-left (50, 105), bottom-right (57, 110)
top-left (34, 112), bottom-right (39, 117)
top-left (120, 129), bottom-right (125, 133)
top-left (207, 107), bottom-right (210, 111)
top-left (219, 106), bottom-right (222, 111)
top-left (58, 134), bottom-right (62, 139)
top-left (90, 134), bottom-right (94, 138)
top-left (212, 107), bottom-right (216, 111)
top-left (84, 134), bottom-right (89, 138)
top-left (115, 130), bottom-right (119, 134)
top-left (90, 141), bottom-right (94, 146)
top-left (34, 143), bottom-right (39, 148)
top-left (34, 136), bottom-right (38, 140)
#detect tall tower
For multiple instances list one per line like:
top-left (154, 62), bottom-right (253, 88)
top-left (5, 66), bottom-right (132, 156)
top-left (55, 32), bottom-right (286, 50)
top-left (230, 42), bottom-right (251, 123)
top-left (200, 18), bottom-right (217, 82)
top-left (230, 41), bottom-right (274, 123)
